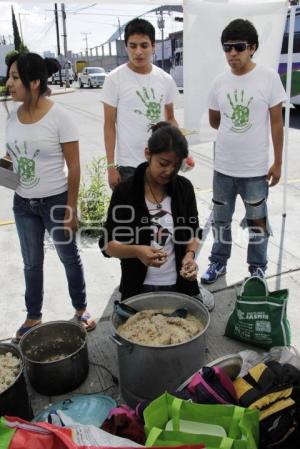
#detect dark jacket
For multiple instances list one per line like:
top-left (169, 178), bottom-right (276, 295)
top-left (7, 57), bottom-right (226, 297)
top-left (99, 162), bottom-right (202, 300)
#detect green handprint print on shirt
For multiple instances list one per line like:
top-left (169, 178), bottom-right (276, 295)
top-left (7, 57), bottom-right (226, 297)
top-left (134, 87), bottom-right (163, 123)
top-left (6, 141), bottom-right (40, 188)
top-left (224, 89), bottom-right (253, 133)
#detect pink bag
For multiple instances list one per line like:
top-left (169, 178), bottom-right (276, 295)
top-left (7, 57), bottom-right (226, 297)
top-left (185, 366), bottom-right (238, 404)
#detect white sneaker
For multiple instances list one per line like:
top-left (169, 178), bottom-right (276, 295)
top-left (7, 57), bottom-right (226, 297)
top-left (194, 287), bottom-right (215, 312)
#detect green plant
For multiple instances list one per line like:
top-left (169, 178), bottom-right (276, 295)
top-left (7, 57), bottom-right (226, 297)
top-left (5, 47), bottom-right (29, 67)
top-left (78, 156), bottom-right (110, 237)
top-left (0, 86), bottom-right (6, 97)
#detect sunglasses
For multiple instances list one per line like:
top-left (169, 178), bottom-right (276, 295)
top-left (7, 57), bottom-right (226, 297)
top-left (222, 42), bottom-right (250, 53)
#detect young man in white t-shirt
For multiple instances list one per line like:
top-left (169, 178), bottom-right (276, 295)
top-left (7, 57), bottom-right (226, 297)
top-left (201, 19), bottom-right (286, 284)
top-left (102, 18), bottom-right (178, 190)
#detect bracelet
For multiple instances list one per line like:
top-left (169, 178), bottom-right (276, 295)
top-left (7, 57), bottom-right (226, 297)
top-left (185, 250), bottom-right (196, 259)
top-left (106, 163), bottom-right (117, 169)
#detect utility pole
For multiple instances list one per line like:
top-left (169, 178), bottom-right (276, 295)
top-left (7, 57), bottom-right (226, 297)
top-left (61, 3), bottom-right (70, 87)
top-left (157, 9), bottom-right (165, 70)
top-left (54, 3), bottom-right (63, 87)
top-left (81, 32), bottom-right (91, 62)
top-left (117, 17), bottom-right (122, 66)
top-left (18, 13), bottom-right (23, 42)
top-left (18, 13), bottom-right (29, 44)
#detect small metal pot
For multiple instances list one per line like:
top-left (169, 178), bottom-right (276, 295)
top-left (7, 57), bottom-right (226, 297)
top-left (111, 292), bottom-right (210, 407)
top-left (19, 321), bottom-right (89, 396)
top-left (0, 343), bottom-right (33, 419)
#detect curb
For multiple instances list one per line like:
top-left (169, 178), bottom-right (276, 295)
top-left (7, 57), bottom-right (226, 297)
top-left (0, 88), bottom-right (76, 102)
top-left (0, 220), bottom-right (15, 226)
top-left (50, 88), bottom-right (76, 96)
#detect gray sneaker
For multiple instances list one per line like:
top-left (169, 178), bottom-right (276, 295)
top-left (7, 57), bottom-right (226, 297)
top-left (194, 287), bottom-right (215, 312)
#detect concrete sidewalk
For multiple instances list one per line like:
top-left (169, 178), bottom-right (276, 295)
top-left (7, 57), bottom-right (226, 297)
top-left (1, 180), bottom-right (299, 414)
top-left (1, 181), bottom-right (299, 345)
top-left (1, 88), bottom-right (299, 412)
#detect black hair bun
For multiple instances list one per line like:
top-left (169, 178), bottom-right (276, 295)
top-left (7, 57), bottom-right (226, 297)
top-left (45, 58), bottom-right (61, 77)
top-left (149, 121), bottom-right (170, 133)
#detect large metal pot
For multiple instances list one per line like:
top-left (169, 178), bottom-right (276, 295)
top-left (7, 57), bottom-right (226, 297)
top-left (19, 321), bottom-right (89, 396)
top-left (111, 292), bottom-right (210, 407)
top-left (0, 343), bottom-right (33, 419)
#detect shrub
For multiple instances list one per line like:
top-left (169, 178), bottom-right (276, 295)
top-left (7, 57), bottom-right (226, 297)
top-left (78, 157), bottom-right (110, 237)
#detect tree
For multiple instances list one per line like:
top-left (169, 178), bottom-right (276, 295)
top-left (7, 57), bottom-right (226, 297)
top-left (5, 49), bottom-right (19, 66)
top-left (11, 6), bottom-right (22, 51)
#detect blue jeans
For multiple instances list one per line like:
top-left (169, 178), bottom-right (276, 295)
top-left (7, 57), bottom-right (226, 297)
top-left (210, 171), bottom-right (270, 271)
top-left (13, 191), bottom-right (86, 320)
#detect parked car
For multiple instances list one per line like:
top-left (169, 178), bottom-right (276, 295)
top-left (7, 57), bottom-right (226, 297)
top-left (78, 67), bottom-right (107, 88)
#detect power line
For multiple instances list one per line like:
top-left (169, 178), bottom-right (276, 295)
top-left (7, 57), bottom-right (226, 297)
top-left (70, 3), bottom-right (97, 14)
top-left (26, 18), bottom-right (55, 48)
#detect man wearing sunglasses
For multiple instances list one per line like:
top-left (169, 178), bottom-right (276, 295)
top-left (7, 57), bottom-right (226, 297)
top-left (201, 19), bottom-right (286, 284)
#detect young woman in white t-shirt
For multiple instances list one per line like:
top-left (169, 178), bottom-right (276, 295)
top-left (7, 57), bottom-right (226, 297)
top-left (5, 52), bottom-right (96, 341)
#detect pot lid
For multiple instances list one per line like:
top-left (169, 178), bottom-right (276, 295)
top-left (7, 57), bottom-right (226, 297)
top-left (33, 393), bottom-right (116, 427)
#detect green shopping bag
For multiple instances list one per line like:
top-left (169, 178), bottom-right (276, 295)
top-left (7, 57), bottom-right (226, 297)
top-left (225, 277), bottom-right (291, 349)
top-left (0, 417), bottom-right (16, 449)
top-left (144, 393), bottom-right (259, 449)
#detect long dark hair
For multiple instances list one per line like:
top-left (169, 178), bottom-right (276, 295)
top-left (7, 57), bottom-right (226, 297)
top-left (148, 121), bottom-right (188, 161)
top-left (6, 52), bottom-right (60, 100)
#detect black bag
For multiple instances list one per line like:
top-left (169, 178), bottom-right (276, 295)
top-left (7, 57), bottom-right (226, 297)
top-left (234, 361), bottom-right (300, 448)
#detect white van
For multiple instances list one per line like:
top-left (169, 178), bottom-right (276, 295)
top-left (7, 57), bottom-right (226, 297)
top-left (51, 60), bottom-right (74, 85)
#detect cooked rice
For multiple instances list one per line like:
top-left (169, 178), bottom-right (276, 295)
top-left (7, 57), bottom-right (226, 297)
top-left (118, 309), bottom-right (203, 345)
top-left (0, 352), bottom-right (21, 393)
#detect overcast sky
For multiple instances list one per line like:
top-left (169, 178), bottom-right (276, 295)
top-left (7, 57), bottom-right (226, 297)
top-left (0, 2), bottom-right (183, 55)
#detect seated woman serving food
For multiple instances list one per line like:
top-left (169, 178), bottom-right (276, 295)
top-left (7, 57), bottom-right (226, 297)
top-left (99, 122), bottom-right (213, 310)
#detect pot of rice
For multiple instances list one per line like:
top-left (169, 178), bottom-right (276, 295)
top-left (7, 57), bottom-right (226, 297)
top-left (0, 343), bottom-right (33, 419)
top-left (111, 292), bottom-right (210, 407)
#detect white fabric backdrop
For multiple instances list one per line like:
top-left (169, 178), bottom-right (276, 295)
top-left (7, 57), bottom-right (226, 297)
top-left (10, 1), bottom-right (183, 4)
top-left (183, 0), bottom-right (288, 143)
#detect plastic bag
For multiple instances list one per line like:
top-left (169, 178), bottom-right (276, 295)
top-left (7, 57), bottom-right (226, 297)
top-left (225, 277), bottom-right (291, 349)
top-left (143, 392), bottom-right (259, 449)
top-left (239, 346), bottom-right (300, 378)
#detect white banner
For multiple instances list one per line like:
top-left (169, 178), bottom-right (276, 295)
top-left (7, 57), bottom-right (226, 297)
top-left (183, 0), bottom-right (288, 142)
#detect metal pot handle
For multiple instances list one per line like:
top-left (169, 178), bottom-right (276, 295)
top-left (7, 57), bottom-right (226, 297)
top-left (110, 334), bottom-right (124, 346)
top-left (110, 334), bottom-right (134, 353)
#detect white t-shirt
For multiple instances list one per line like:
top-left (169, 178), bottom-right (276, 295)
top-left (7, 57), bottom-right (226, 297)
top-left (143, 196), bottom-right (177, 286)
top-left (208, 65), bottom-right (286, 177)
top-left (102, 64), bottom-right (178, 167)
top-left (6, 103), bottom-right (79, 198)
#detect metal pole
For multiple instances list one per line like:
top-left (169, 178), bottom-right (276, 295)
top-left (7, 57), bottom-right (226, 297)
top-left (157, 11), bottom-right (165, 70)
top-left (61, 3), bottom-right (70, 88)
top-left (161, 23), bottom-right (165, 70)
top-left (18, 13), bottom-right (23, 43)
top-left (117, 17), bottom-right (122, 66)
top-left (283, 5), bottom-right (296, 216)
top-left (81, 33), bottom-right (90, 63)
top-left (54, 3), bottom-right (63, 87)
top-left (275, 5), bottom-right (295, 290)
